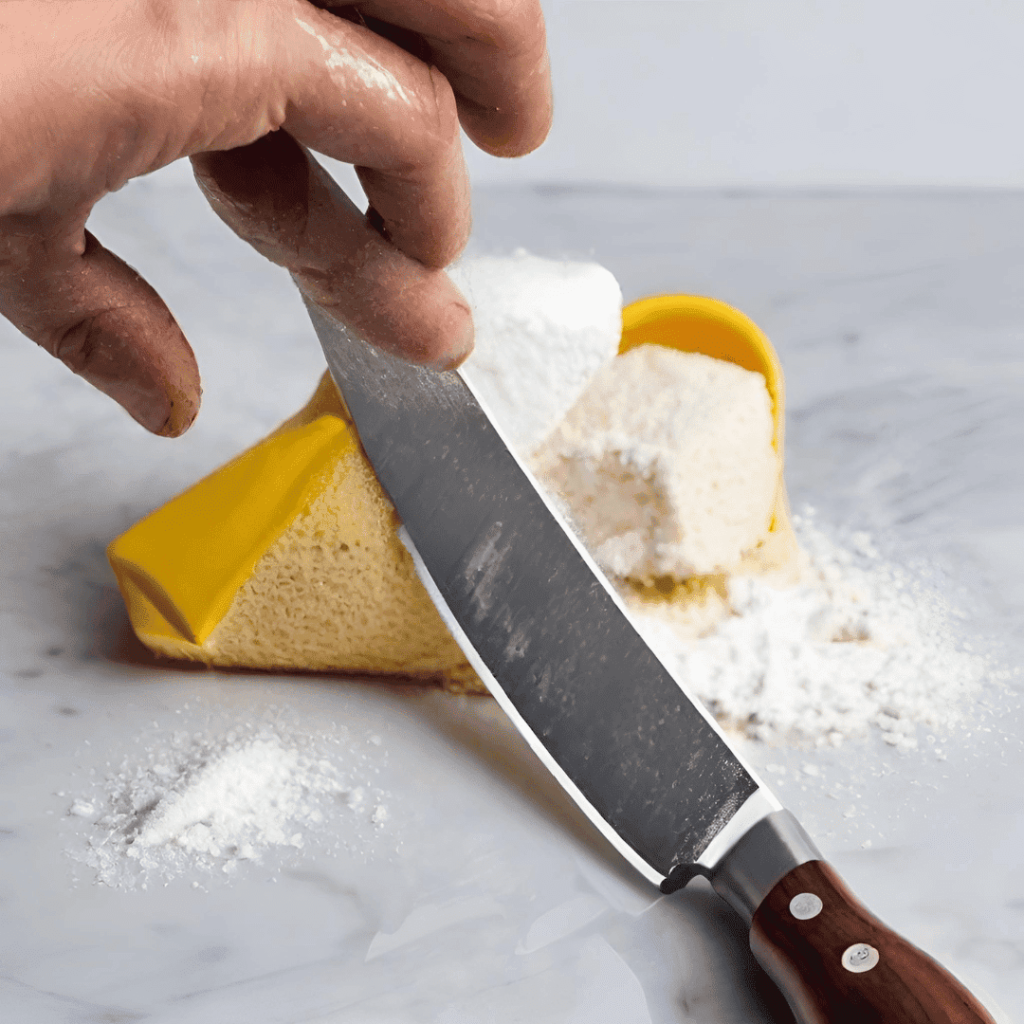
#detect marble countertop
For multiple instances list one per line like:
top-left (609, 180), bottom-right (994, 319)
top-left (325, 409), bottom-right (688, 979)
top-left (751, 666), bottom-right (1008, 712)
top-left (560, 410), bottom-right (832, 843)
top-left (2, 173), bottom-right (1023, 1022)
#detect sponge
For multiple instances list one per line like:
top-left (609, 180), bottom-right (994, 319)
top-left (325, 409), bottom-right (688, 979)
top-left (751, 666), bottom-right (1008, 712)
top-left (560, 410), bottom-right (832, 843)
top-left (108, 373), bottom-right (484, 691)
top-left (532, 345), bottom-right (779, 581)
top-left (108, 289), bottom-right (793, 691)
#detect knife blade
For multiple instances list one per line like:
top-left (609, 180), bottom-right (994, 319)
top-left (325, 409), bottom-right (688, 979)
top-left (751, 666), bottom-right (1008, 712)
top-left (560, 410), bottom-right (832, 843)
top-left (303, 292), bottom-right (995, 1024)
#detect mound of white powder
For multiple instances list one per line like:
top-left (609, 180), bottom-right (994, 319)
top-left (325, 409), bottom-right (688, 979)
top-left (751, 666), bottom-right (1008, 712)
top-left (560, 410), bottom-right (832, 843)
top-left (65, 720), bottom-right (391, 889)
top-left (629, 508), bottom-right (997, 751)
top-left (451, 250), bottom-right (622, 452)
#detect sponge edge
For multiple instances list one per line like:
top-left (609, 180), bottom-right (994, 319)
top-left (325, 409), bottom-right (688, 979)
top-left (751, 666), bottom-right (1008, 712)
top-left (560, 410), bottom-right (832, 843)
top-left (108, 375), bottom-right (485, 692)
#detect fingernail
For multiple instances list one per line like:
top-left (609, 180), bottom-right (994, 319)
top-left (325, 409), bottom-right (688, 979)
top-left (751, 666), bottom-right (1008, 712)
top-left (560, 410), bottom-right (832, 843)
top-left (428, 303), bottom-right (475, 371)
top-left (156, 383), bottom-right (201, 438)
top-left (116, 381), bottom-right (176, 435)
top-left (151, 348), bottom-right (202, 436)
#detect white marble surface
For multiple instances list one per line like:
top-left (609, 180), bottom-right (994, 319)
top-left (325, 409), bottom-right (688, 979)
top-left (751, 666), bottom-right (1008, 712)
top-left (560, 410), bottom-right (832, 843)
top-left (2, 172), bottom-right (1023, 1022)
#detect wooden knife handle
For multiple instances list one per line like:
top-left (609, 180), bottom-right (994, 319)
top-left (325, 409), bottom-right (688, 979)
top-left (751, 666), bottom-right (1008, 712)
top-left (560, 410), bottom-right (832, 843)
top-left (749, 860), bottom-right (995, 1024)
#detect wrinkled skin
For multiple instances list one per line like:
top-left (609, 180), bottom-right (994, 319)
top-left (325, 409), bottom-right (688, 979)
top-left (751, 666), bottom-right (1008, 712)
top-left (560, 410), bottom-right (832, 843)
top-left (0, 0), bottom-right (552, 435)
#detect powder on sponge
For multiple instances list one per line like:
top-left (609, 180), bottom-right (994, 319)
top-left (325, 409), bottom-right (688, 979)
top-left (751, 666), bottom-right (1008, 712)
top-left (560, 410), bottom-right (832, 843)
top-left (533, 345), bottom-right (779, 581)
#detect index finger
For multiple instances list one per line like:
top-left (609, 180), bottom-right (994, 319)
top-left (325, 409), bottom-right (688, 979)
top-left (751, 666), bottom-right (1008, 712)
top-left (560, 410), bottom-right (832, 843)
top-left (321, 0), bottom-right (552, 157)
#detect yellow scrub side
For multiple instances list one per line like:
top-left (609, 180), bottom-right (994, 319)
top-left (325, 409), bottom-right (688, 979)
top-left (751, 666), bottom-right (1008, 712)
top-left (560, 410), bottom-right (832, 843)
top-left (108, 399), bottom-right (481, 688)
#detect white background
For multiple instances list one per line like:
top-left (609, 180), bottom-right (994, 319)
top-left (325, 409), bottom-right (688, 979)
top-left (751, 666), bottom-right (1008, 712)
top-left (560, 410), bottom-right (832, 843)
top-left (462, 0), bottom-right (1024, 188)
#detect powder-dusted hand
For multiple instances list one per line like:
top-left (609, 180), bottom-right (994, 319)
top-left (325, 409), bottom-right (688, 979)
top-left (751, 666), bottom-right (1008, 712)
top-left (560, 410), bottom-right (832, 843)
top-left (0, 0), bottom-right (551, 435)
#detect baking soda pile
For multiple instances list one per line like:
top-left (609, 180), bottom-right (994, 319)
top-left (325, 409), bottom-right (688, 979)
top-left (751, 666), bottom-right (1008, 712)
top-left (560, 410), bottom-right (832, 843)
top-left (631, 508), bottom-right (996, 751)
top-left (66, 719), bottom-right (390, 889)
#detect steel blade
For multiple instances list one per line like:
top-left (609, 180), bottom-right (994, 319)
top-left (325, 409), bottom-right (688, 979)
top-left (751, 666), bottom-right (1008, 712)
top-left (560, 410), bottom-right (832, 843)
top-left (305, 296), bottom-right (780, 887)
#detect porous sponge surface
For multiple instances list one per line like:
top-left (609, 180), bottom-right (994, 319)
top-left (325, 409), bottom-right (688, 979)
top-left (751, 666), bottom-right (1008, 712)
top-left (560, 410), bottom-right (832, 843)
top-left (534, 346), bottom-right (779, 581)
top-left (203, 435), bottom-right (482, 690)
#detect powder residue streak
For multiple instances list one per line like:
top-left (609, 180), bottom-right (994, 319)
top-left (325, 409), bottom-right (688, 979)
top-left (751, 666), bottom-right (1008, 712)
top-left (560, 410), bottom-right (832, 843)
top-left (65, 716), bottom-right (392, 889)
top-left (294, 16), bottom-right (412, 105)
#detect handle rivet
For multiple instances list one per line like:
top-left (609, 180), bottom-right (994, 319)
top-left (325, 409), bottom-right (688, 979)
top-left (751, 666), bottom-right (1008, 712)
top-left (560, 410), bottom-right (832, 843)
top-left (842, 943), bottom-right (880, 973)
top-left (789, 893), bottom-right (823, 920)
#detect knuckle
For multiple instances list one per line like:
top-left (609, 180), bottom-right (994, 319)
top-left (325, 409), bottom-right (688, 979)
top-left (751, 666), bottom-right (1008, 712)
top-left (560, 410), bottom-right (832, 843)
top-left (0, 218), bottom-right (33, 270)
top-left (139, 0), bottom-right (287, 151)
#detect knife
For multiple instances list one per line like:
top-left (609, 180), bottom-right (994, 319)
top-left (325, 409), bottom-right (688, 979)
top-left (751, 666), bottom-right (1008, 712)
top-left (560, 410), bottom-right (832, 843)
top-left (303, 292), bottom-right (996, 1024)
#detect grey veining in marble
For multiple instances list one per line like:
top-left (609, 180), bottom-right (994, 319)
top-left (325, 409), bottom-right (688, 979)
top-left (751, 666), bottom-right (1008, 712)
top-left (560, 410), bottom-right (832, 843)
top-left (1, 172), bottom-right (1022, 1022)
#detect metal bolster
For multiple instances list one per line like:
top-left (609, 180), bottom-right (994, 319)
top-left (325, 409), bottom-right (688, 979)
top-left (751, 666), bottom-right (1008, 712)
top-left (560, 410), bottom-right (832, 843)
top-left (706, 810), bottom-right (822, 925)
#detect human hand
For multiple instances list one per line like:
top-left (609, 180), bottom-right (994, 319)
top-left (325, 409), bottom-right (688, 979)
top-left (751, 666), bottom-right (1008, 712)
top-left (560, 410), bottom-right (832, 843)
top-left (0, 0), bottom-right (551, 435)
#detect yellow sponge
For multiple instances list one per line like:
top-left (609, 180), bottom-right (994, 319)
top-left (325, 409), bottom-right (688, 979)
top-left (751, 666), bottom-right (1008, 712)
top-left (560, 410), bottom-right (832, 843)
top-left (618, 294), bottom-right (796, 577)
top-left (108, 372), bottom-right (481, 690)
top-left (108, 295), bottom-right (792, 691)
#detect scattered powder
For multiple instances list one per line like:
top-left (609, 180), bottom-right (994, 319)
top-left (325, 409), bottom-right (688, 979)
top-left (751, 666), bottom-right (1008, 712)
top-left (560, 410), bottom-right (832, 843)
top-left (65, 719), bottom-right (391, 889)
top-left (629, 508), bottom-right (997, 751)
top-left (64, 257), bottom-right (1010, 888)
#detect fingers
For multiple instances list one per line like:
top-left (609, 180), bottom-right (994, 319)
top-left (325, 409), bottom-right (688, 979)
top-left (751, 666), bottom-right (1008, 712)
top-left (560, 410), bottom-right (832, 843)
top-left (191, 132), bottom-right (474, 369)
top-left (8, 0), bottom-right (474, 268)
top-left (181, 0), bottom-right (472, 270)
top-left (322, 0), bottom-right (553, 157)
top-left (0, 214), bottom-right (201, 435)
top-left (0, 0), bottom-right (542, 434)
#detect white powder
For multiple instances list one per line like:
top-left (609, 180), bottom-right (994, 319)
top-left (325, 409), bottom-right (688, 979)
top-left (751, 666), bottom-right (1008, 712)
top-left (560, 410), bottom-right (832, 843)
top-left (628, 508), bottom-right (996, 751)
top-left (66, 719), bottom-right (390, 889)
top-left (534, 346), bottom-right (779, 579)
top-left (451, 251), bottom-right (622, 452)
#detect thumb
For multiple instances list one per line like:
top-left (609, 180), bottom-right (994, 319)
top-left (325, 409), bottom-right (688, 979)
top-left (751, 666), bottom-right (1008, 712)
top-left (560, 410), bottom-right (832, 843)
top-left (0, 222), bottom-right (200, 436)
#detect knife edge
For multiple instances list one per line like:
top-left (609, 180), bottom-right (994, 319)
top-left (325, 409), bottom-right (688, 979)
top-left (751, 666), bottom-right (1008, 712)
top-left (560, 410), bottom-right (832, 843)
top-left (401, 519), bottom-right (784, 888)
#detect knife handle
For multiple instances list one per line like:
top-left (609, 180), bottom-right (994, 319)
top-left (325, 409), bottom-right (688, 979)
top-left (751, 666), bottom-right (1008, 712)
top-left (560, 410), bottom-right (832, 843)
top-left (749, 860), bottom-right (995, 1024)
